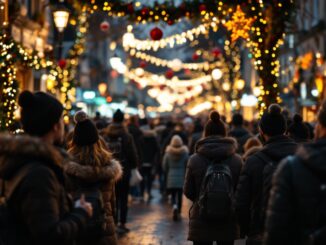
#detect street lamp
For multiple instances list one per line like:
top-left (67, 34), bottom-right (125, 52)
top-left (53, 3), bottom-right (70, 59)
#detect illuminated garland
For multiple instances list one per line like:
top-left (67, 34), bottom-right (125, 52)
top-left (129, 49), bottom-right (221, 71)
top-left (123, 21), bottom-right (217, 51)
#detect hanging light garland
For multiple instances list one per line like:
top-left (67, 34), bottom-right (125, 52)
top-left (128, 49), bottom-right (222, 71)
top-left (123, 20), bottom-right (217, 52)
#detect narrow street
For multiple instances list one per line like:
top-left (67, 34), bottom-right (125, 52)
top-left (118, 184), bottom-right (246, 245)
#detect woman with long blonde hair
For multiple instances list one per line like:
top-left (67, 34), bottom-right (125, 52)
top-left (66, 111), bottom-right (122, 245)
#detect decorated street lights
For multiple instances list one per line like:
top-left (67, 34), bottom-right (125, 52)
top-left (53, 2), bottom-right (70, 59)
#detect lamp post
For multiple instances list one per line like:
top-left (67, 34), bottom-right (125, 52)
top-left (53, 2), bottom-right (70, 59)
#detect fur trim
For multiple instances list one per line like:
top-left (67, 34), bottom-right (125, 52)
top-left (102, 123), bottom-right (127, 137)
top-left (166, 145), bottom-right (189, 155)
top-left (0, 134), bottom-right (63, 168)
top-left (64, 159), bottom-right (123, 182)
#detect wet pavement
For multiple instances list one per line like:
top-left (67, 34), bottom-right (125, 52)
top-left (118, 184), bottom-right (246, 245)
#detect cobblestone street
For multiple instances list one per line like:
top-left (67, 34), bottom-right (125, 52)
top-left (118, 185), bottom-right (246, 245)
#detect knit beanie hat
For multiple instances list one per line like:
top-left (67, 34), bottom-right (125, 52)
top-left (288, 114), bottom-right (309, 140)
top-left (204, 111), bottom-right (226, 137)
top-left (170, 135), bottom-right (183, 147)
top-left (232, 113), bottom-right (244, 126)
top-left (18, 91), bottom-right (64, 136)
top-left (73, 111), bottom-right (99, 146)
top-left (113, 109), bottom-right (124, 123)
top-left (259, 104), bottom-right (286, 136)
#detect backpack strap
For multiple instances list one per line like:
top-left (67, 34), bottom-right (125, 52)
top-left (2, 163), bottom-right (37, 201)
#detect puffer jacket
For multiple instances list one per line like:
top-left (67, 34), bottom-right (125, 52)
top-left (163, 144), bottom-right (188, 189)
top-left (183, 136), bottom-right (242, 242)
top-left (64, 159), bottom-right (122, 245)
top-left (0, 134), bottom-right (89, 245)
top-left (264, 138), bottom-right (326, 245)
top-left (235, 135), bottom-right (298, 243)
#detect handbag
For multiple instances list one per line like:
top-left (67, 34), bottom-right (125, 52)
top-left (129, 169), bottom-right (143, 186)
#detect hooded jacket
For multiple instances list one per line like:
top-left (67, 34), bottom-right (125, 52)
top-left (235, 135), bottom-right (298, 241)
top-left (264, 138), bottom-right (326, 245)
top-left (64, 159), bottom-right (122, 245)
top-left (163, 143), bottom-right (188, 189)
top-left (102, 123), bottom-right (138, 173)
top-left (183, 136), bottom-right (242, 242)
top-left (0, 134), bottom-right (89, 245)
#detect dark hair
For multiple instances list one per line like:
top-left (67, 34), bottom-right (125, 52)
top-left (287, 114), bottom-right (309, 141)
top-left (232, 113), bottom-right (244, 126)
top-left (204, 111), bottom-right (226, 137)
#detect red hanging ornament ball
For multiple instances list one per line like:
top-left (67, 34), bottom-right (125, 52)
top-left (167, 19), bottom-right (174, 26)
top-left (199, 4), bottom-right (207, 12)
top-left (165, 69), bottom-right (174, 79)
top-left (100, 21), bottom-right (110, 32)
top-left (139, 61), bottom-right (147, 68)
top-left (110, 70), bottom-right (119, 79)
top-left (127, 3), bottom-right (134, 14)
top-left (184, 68), bottom-right (191, 75)
top-left (192, 53), bottom-right (200, 61)
top-left (141, 7), bottom-right (149, 16)
top-left (150, 27), bottom-right (163, 41)
top-left (212, 47), bottom-right (222, 58)
top-left (159, 85), bottom-right (166, 90)
top-left (58, 59), bottom-right (67, 69)
top-left (187, 86), bottom-right (193, 91)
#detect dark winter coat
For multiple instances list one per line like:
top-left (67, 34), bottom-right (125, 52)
top-left (264, 138), bottom-right (326, 245)
top-left (235, 135), bottom-right (298, 242)
top-left (141, 130), bottom-right (160, 167)
top-left (128, 123), bottom-right (144, 164)
top-left (183, 136), bottom-right (242, 242)
top-left (229, 127), bottom-right (252, 154)
top-left (64, 159), bottom-right (122, 245)
top-left (103, 123), bottom-right (138, 173)
top-left (0, 134), bottom-right (89, 245)
top-left (189, 131), bottom-right (203, 155)
top-left (163, 144), bottom-right (188, 189)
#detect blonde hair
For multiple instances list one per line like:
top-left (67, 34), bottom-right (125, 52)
top-left (244, 137), bottom-right (262, 153)
top-left (68, 137), bottom-right (113, 174)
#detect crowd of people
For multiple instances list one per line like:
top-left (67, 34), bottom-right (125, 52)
top-left (0, 90), bottom-right (325, 245)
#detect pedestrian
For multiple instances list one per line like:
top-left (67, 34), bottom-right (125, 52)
top-left (287, 114), bottom-right (310, 143)
top-left (235, 104), bottom-right (298, 245)
top-left (242, 137), bottom-right (263, 162)
top-left (65, 111), bottom-right (123, 245)
top-left (163, 135), bottom-right (189, 221)
top-left (0, 91), bottom-right (92, 245)
top-left (140, 126), bottom-right (160, 201)
top-left (264, 101), bottom-right (326, 245)
top-left (229, 113), bottom-right (252, 154)
top-left (184, 111), bottom-right (242, 245)
top-left (102, 109), bottom-right (138, 233)
top-left (189, 119), bottom-right (204, 155)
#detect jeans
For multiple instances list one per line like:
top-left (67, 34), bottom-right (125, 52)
top-left (140, 166), bottom-right (153, 197)
top-left (169, 188), bottom-right (183, 212)
top-left (193, 241), bottom-right (233, 245)
top-left (115, 171), bottom-right (130, 224)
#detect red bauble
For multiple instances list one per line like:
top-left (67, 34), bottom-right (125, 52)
top-left (127, 3), bottom-right (134, 13)
top-left (100, 21), bottom-right (110, 32)
top-left (192, 53), bottom-right (200, 61)
top-left (58, 59), bottom-right (67, 69)
top-left (165, 69), bottom-right (174, 79)
top-left (141, 7), bottom-right (149, 16)
top-left (139, 61), bottom-right (147, 68)
top-left (167, 19), bottom-right (174, 25)
top-left (159, 85), bottom-right (166, 90)
top-left (150, 27), bottom-right (163, 41)
top-left (212, 47), bottom-right (222, 58)
top-left (199, 4), bottom-right (207, 12)
top-left (110, 70), bottom-right (119, 79)
top-left (184, 68), bottom-right (191, 75)
top-left (187, 86), bottom-right (193, 91)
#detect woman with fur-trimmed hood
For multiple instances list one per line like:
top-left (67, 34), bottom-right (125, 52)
top-left (163, 135), bottom-right (189, 220)
top-left (184, 111), bottom-right (242, 245)
top-left (66, 111), bottom-right (122, 245)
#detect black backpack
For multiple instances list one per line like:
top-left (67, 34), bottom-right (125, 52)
top-left (105, 136), bottom-right (124, 162)
top-left (0, 164), bottom-right (36, 245)
top-left (198, 157), bottom-right (234, 222)
top-left (73, 184), bottom-right (106, 238)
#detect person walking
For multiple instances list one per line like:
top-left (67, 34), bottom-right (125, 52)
top-left (229, 113), bottom-right (252, 154)
top-left (184, 111), bottom-right (242, 245)
top-left (65, 111), bottom-right (123, 245)
top-left (235, 104), bottom-right (298, 245)
top-left (264, 101), bottom-right (326, 245)
top-left (102, 109), bottom-right (138, 233)
top-left (0, 91), bottom-right (92, 245)
top-left (163, 135), bottom-right (189, 221)
top-left (287, 114), bottom-right (310, 143)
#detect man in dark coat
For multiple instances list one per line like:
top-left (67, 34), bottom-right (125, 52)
top-left (235, 104), bottom-right (298, 245)
top-left (103, 109), bottom-right (138, 233)
top-left (264, 101), bottom-right (326, 245)
top-left (0, 91), bottom-right (92, 245)
top-left (229, 113), bottom-right (252, 154)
